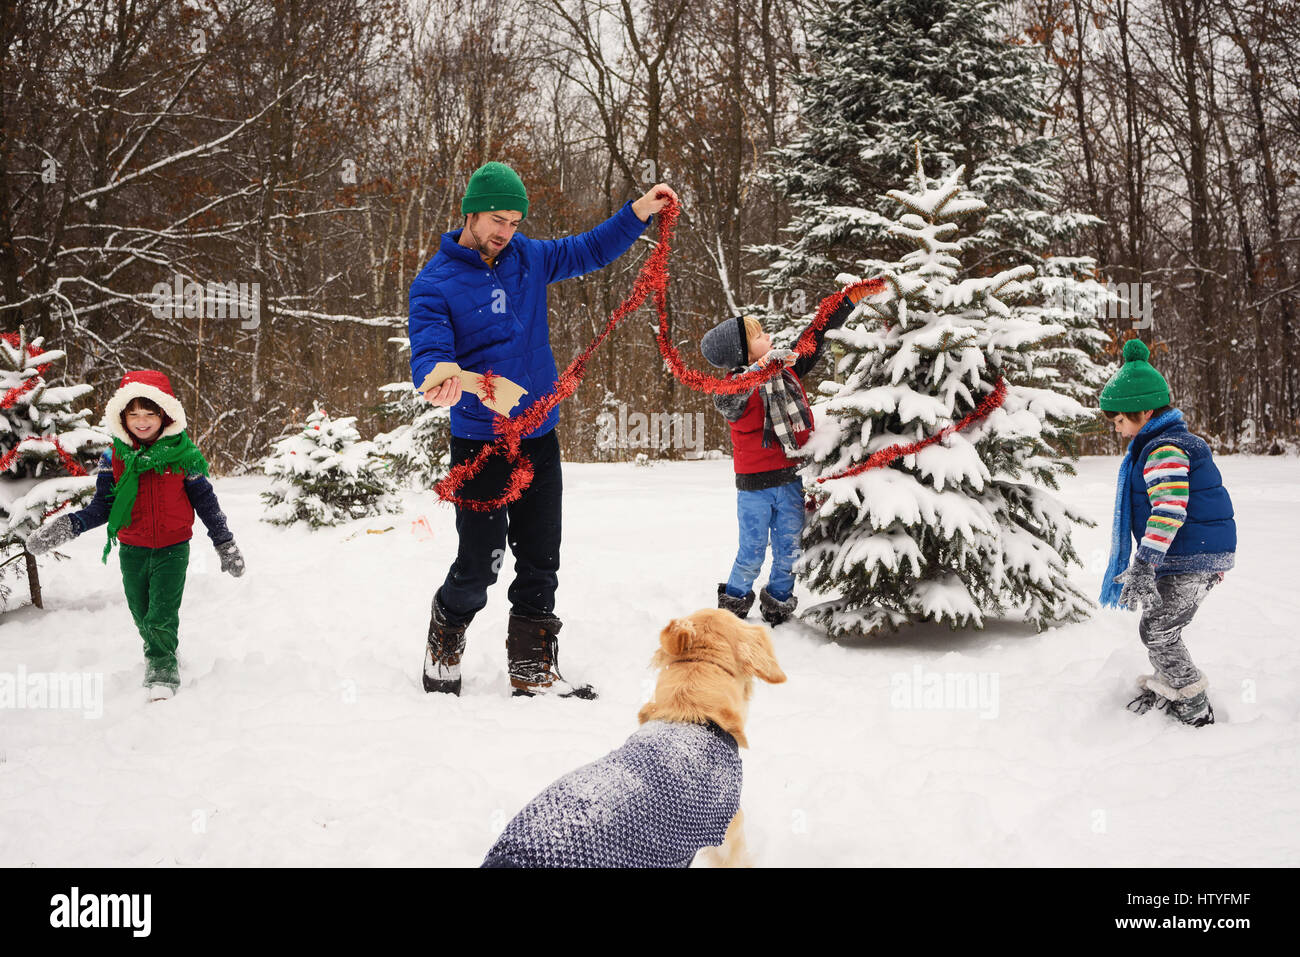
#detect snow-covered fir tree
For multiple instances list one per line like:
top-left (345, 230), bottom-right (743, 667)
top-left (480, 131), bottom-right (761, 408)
top-left (2, 329), bottom-right (111, 609)
top-left (1, 329), bottom-right (109, 479)
top-left (798, 154), bottom-right (1096, 638)
top-left (373, 337), bottom-right (450, 489)
top-left (750, 0), bottom-right (1112, 401)
top-left (261, 403), bottom-right (400, 528)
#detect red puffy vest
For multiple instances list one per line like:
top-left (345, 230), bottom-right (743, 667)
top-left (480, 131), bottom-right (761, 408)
top-left (728, 374), bottom-right (814, 474)
top-left (110, 451), bottom-right (195, 548)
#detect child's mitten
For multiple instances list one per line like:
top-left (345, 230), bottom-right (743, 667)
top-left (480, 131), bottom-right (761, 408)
top-left (765, 348), bottom-right (798, 367)
top-left (1115, 561), bottom-right (1161, 612)
top-left (216, 539), bottom-right (245, 577)
top-left (26, 515), bottom-right (77, 555)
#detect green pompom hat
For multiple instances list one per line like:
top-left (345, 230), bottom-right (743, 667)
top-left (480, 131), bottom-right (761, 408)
top-left (1099, 338), bottom-right (1171, 412)
top-left (461, 162), bottom-right (528, 219)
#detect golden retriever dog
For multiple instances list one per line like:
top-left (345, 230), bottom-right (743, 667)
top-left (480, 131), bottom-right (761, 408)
top-left (481, 608), bottom-right (786, 868)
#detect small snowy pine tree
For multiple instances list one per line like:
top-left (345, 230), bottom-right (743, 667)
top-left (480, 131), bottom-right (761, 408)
top-left (798, 153), bottom-right (1096, 638)
top-left (1, 329), bottom-right (111, 609)
top-left (373, 338), bottom-right (451, 489)
top-left (1, 329), bottom-right (108, 478)
top-left (260, 403), bottom-right (400, 528)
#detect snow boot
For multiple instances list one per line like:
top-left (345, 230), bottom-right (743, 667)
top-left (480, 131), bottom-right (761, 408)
top-left (1138, 674), bottom-right (1214, 727)
top-left (1125, 689), bottom-right (1171, 715)
top-left (424, 595), bottom-right (469, 695)
top-left (506, 613), bottom-right (597, 700)
top-left (717, 583), bottom-right (756, 620)
top-left (759, 586), bottom-right (798, 626)
top-left (1169, 690), bottom-right (1215, 727)
top-left (143, 658), bottom-right (179, 695)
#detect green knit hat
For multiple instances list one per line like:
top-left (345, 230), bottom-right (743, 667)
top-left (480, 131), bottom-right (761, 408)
top-left (461, 162), bottom-right (528, 219)
top-left (1098, 338), bottom-right (1171, 412)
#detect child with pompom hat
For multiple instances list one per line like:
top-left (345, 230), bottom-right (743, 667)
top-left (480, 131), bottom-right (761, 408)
top-left (26, 370), bottom-right (244, 700)
top-left (1098, 338), bottom-right (1235, 727)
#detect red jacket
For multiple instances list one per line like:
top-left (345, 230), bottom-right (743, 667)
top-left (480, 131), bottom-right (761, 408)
top-left (727, 373), bottom-right (814, 474)
top-left (111, 452), bottom-right (196, 548)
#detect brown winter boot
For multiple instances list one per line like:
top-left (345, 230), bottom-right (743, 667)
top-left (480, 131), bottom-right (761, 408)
top-left (506, 613), bottom-right (597, 700)
top-left (424, 594), bottom-right (469, 695)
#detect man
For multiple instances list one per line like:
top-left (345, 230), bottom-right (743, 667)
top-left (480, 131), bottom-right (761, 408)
top-left (409, 161), bottom-right (678, 698)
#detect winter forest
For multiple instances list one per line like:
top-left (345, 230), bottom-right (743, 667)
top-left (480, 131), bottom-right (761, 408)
top-left (2, 0), bottom-right (1299, 873)
top-left (3, 0), bottom-right (1298, 471)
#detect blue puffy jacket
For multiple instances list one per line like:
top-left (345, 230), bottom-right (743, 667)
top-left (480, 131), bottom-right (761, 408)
top-left (408, 201), bottom-right (650, 441)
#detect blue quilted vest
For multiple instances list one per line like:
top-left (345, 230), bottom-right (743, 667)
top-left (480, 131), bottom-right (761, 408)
top-left (1128, 416), bottom-right (1236, 573)
top-left (408, 202), bottom-right (649, 441)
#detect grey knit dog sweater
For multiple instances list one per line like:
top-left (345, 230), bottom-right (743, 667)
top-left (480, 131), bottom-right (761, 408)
top-left (481, 720), bottom-right (742, 868)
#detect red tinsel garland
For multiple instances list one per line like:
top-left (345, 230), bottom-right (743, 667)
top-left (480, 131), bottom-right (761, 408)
top-left (813, 375), bottom-right (1008, 486)
top-left (433, 195), bottom-right (1007, 511)
top-left (2, 331), bottom-right (51, 410)
top-left (0, 437), bottom-right (87, 478)
top-left (479, 369), bottom-right (499, 407)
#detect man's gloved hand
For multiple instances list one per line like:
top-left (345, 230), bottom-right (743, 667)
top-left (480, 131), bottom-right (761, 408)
top-left (1115, 561), bottom-right (1161, 612)
top-left (216, 539), bottom-right (245, 578)
top-left (26, 515), bottom-right (76, 556)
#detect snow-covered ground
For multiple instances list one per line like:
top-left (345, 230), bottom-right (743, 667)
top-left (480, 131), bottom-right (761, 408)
top-left (2, 454), bottom-right (1297, 866)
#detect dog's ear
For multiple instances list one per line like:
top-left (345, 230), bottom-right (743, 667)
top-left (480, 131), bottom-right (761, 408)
top-left (737, 622), bottom-right (787, 684)
top-left (659, 616), bottom-right (698, 657)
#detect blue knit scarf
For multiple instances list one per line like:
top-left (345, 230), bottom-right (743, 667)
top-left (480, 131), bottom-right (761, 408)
top-left (1099, 407), bottom-right (1185, 608)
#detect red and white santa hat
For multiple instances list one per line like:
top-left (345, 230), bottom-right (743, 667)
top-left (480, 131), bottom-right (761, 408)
top-left (102, 369), bottom-right (187, 444)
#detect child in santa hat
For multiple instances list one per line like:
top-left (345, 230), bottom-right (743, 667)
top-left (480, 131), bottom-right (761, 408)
top-left (27, 370), bottom-right (245, 701)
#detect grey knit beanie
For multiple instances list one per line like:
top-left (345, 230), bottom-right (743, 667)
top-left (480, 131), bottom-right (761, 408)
top-left (701, 316), bottom-right (749, 369)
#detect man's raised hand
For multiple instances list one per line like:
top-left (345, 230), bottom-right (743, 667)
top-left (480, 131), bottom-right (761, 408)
top-left (632, 184), bottom-right (680, 222)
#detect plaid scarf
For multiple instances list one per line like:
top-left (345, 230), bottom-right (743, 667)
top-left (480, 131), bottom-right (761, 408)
top-left (760, 367), bottom-right (813, 454)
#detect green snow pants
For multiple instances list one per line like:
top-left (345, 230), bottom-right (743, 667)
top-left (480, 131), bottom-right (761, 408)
top-left (119, 540), bottom-right (190, 690)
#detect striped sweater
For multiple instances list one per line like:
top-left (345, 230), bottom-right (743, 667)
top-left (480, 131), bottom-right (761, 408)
top-left (1135, 444), bottom-right (1190, 564)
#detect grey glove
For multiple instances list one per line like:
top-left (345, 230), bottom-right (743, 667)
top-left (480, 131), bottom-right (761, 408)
top-left (26, 515), bottom-right (77, 555)
top-left (216, 539), bottom-right (245, 578)
top-left (1115, 561), bottom-right (1162, 612)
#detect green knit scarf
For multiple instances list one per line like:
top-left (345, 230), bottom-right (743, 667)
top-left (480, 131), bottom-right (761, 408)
top-left (103, 431), bottom-right (210, 562)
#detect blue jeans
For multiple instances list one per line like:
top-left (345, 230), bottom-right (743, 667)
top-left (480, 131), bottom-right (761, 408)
top-left (725, 481), bottom-right (804, 603)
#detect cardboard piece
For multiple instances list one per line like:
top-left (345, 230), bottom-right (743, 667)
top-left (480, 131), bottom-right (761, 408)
top-left (418, 361), bottom-right (528, 417)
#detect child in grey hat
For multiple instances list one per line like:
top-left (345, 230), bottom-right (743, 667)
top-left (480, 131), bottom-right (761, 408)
top-left (700, 287), bottom-right (867, 625)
